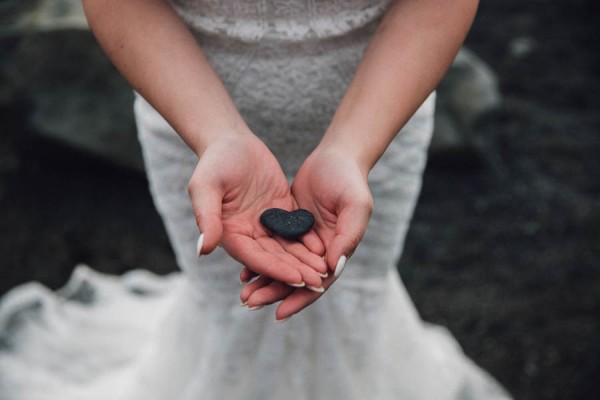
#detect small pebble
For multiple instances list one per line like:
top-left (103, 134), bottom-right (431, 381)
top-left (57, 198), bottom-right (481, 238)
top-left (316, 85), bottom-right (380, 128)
top-left (260, 208), bottom-right (315, 240)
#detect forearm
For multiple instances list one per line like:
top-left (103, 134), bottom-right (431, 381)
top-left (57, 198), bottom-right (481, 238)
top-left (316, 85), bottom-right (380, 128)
top-left (82, 0), bottom-right (252, 155)
top-left (320, 0), bottom-right (479, 174)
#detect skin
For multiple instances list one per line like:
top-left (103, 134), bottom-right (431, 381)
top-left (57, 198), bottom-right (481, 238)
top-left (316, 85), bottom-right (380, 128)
top-left (83, 0), bottom-right (479, 320)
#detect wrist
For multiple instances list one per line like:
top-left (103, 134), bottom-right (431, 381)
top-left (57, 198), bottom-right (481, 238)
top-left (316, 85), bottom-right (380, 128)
top-left (317, 128), bottom-right (378, 178)
top-left (188, 122), bottom-right (255, 157)
top-left (313, 136), bottom-right (372, 180)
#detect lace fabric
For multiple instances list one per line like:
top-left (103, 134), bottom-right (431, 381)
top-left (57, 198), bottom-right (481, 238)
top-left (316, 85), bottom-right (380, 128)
top-left (169, 0), bottom-right (392, 42)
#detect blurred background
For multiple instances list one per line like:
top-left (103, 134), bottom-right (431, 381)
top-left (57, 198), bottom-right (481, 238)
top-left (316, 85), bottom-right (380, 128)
top-left (0, 1), bottom-right (598, 399)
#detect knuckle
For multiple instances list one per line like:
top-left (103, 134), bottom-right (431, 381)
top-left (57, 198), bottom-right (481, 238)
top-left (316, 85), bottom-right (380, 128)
top-left (365, 197), bottom-right (374, 215)
top-left (341, 232), bottom-right (362, 253)
top-left (187, 181), bottom-right (196, 196)
top-left (357, 192), bottom-right (374, 214)
top-left (349, 234), bottom-right (362, 250)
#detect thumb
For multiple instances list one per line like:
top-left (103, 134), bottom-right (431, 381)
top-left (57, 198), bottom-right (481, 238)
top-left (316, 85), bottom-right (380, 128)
top-left (188, 183), bottom-right (223, 255)
top-left (326, 196), bottom-right (373, 277)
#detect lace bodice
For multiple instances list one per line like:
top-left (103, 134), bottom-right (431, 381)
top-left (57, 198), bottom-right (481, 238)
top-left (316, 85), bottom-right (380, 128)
top-left (169, 0), bottom-right (392, 42)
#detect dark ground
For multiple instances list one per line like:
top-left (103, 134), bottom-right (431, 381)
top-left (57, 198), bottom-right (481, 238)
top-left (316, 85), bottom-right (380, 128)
top-left (1, 1), bottom-right (599, 399)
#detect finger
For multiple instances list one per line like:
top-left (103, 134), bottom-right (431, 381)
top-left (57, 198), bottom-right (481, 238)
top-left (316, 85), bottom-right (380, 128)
top-left (188, 183), bottom-right (223, 255)
top-left (240, 275), bottom-right (271, 305)
top-left (274, 273), bottom-right (337, 320)
top-left (300, 230), bottom-right (325, 256)
top-left (326, 198), bottom-right (372, 275)
top-left (275, 237), bottom-right (328, 276)
top-left (275, 289), bottom-right (323, 320)
top-left (256, 237), bottom-right (324, 290)
top-left (240, 266), bottom-right (258, 284)
top-left (290, 197), bottom-right (325, 256)
top-left (223, 234), bottom-right (304, 287)
top-left (247, 281), bottom-right (294, 308)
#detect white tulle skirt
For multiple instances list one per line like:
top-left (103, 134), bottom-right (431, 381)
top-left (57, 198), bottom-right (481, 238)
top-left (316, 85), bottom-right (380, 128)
top-left (0, 264), bottom-right (511, 400)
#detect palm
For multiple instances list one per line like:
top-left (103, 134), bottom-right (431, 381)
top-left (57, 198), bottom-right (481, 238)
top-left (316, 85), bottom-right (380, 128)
top-left (189, 135), bottom-right (326, 288)
top-left (292, 149), bottom-right (370, 257)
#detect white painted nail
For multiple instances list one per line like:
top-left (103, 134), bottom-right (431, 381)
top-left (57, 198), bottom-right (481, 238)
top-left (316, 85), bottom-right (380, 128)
top-left (276, 317), bottom-right (290, 323)
top-left (248, 305), bottom-right (264, 311)
top-left (196, 233), bottom-right (204, 257)
top-left (306, 285), bottom-right (325, 293)
top-left (288, 282), bottom-right (305, 288)
top-left (334, 255), bottom-right (347, 278)
top-left (240, 301), bottom-right (248, 307)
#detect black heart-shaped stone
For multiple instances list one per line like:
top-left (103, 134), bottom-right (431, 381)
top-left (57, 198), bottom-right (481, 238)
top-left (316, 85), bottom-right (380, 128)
top-left (260, 208), bottom-right (315, 240)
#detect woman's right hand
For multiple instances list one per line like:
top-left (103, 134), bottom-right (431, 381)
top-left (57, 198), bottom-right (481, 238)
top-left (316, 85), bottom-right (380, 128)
top-left (188, 133), bottom-right (327, 290)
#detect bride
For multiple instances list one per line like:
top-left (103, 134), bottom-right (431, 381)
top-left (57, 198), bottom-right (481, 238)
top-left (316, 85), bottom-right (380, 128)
top-left (0, 0), bottom-right (512, 399)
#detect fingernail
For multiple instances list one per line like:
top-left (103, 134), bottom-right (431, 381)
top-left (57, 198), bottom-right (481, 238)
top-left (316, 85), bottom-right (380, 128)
top-left (306, 285), bottom-right (325, 293)
top-left (319, 272), bottom-right (329, 279)
top-left (196, 233), bottom-right (204, 257)
top-left (248, 305), bottom-right (264, 311)
top-left (276, 317), bottom-right (290, 323)
top-left (240, 301), bottom-right (248, 307)
top-left (288, 282), bottom-right (305, 288)
top-left (334, 255), bottom-right (347, 278)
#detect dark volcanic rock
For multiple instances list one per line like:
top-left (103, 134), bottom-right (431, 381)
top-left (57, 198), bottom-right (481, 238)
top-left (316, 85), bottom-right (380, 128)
top-left (2, 30), bottom-right (143, 172)
top-left (260, 208), bottom-right (315, 240)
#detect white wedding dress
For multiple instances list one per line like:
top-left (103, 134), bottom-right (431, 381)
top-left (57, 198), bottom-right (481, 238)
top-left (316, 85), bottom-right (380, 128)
top-left (0, 1), bottom-right (512, 399)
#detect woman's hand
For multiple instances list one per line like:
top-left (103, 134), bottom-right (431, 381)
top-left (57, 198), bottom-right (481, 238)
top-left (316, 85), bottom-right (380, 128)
top-left (189, 134), bottom-right (327, 289)
top-left (239, 145), bottom-right (373, 320)
top-left (292, 146), bottom-right (373, 274)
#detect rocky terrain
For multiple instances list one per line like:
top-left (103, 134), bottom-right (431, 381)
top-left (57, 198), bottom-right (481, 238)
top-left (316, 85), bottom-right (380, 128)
top-left (1, 1), bottom-right (598, 399)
